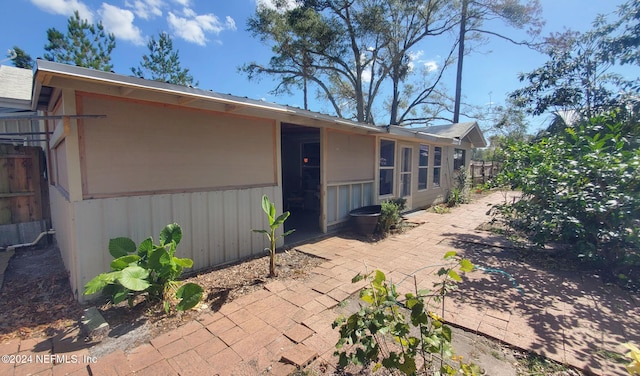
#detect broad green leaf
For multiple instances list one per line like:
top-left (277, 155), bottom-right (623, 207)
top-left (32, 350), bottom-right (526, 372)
top-left (252, 229), bottom-right (269, 235)
top-left (351, 273), bottom-right (364, 283)
top-left (159, 223), bottom-right (182, 246)
top-left (175, 282), bottom-right (204, 311)
top-left (138, 237), bottom-right (153, 258)
top-left (84, 273), bottom-right (117, 295)
top-left (109, 237), bottom-right (136, 258)
top-left (174, 257), bottom-right (194, 268)
top-left (261, 195), bottom-right (271, 218)
top-left (272, 211), bottom-right (290, 228)
top-left (373, 270), bottom-right (386, 285)
top-left (459, 259), bottom-right (474, 273)
top-left (147, 246), bottom-right (165, 270)
top-left (443, 251), bottom-right (457, 260)
top-left (119, 266), bottom-right (150, 291)
top-left (269, 202), bottom-right (276, 224)
top-left (448, 269), bottom-right (462, 282)
top-left (111, 287), bottom-right (129, 305)
top-left (442, 324), bottom-right (452, 342)
top-left (110, 255), bottom-right (140, 270)
top-left (282, 229), bottom-right (296, 237)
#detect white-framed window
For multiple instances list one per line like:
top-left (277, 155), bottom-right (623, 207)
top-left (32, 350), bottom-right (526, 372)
top-left (418, 144), bottom-right (429, 190)
top-left (433, 146), bottom-right (442, 187)
top-left (379, 139), bottom-right (395, 196)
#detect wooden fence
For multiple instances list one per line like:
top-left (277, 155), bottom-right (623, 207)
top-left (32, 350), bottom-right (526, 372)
top-left (470, 160), bottom-right (501, 185)
top-left (0, 144), bottom-right (49, 225)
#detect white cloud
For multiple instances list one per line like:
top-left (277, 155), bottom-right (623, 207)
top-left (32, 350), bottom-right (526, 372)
top-left (99, 3), bottom-right (145, 46)
top-left (167, 9), bottom-right (236, 46)
top-left (407, 50), bottom-right (439, 74)
top-left (225, 16), bottom-right (236, 31)
top-left (257, 0), bottom-right (300, 11)
top-left (124, 0), bottom-right (163, 20)
top-left (173, 0), bottom-right (191, 6)
top-left (30, 0), bottom-right (94, 23)
top-left (424, 60), bottom-right (438, 73)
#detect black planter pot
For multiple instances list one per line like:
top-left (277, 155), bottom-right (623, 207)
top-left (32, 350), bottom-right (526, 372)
top-left (349, 205), bottom-right (382, 235)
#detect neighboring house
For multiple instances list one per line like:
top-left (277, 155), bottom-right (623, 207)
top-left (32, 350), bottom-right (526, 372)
top-left (28, 60), bottom-right (486, 301)
top-left (0, 65), bottom-right (45, 147)
top-left (0, 65), bottom-right (50, 246)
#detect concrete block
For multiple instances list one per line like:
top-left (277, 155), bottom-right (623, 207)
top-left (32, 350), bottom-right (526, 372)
top-left (81, 307), bottom-right (109, 341)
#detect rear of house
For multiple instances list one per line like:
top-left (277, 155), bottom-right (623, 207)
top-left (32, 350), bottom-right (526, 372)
top-left (28, 61), bottom-right (485, 301)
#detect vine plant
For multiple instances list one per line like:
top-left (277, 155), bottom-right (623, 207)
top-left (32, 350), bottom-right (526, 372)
top-left (333, 252), bottom-right (480, 375)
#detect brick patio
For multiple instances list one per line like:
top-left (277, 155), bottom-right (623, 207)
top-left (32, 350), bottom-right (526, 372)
top-left (1, 190), bottom-right (637, 375)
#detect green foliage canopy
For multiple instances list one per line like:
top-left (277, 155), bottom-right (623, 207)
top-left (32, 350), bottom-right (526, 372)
top-left (44, 11), bottom-right (116, 71)
top-left (493, 112), bottom-right (639, 272)
top-left (8, 46), bottom-right (34, 69)
top-left (131, 32), bottom-right (197, 86)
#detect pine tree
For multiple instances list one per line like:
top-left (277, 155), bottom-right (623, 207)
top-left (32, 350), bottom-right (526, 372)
top-left (9, 46), bottom-right (34, 69)
top-left (44, 11), bottom-right (116, 71)
top-left (131, 32), bottom-right (197, 87)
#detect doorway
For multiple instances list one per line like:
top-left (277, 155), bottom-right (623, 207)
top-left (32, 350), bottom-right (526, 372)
top-left (280, 123), bottom-right (322, 244)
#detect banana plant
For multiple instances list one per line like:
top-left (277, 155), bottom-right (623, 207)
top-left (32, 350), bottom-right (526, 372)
top-left (252, 195), bottom-right (295, 277)
top-left (84, 223), bottom-right (204, 313)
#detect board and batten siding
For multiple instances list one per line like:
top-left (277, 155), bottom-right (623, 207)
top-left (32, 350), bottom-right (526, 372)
top-left (66, 186), bottom-right (280, 301)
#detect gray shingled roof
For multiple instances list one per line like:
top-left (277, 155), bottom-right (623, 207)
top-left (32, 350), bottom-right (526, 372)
top-left (0, 65), bottom-right (33, 111)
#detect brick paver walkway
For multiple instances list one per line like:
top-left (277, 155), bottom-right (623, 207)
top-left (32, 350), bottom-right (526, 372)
top-left (1, 190), bottom-right (638, 375)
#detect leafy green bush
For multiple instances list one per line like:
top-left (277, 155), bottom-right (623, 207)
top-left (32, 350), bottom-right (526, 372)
top-left (332, 252), bottom-right (480, 375)
top-left (447, 168), bottom-right (471, 207)
top-left (492, 111), bottom-right (639, 274)
top-left (84, 223), bottom-right (204, 313)
top-left (377, 200), bottom-right (401, 234)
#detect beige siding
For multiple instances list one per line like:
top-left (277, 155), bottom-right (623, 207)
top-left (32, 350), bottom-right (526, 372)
top-left (49, 186), bottom-right (78, 298)
top-left (74, 186), bottom-right (280, 302)
top-left (79, 95), bottom-right (276, 196)
top-left (326, 130), bottom-right (375, 183)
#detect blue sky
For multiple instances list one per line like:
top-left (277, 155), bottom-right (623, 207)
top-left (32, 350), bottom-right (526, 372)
top-left (0, 0), bottom-right (630, 132)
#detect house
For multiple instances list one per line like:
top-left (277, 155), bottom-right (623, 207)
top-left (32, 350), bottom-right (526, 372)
top-left (27, 60), bottom-right (486, 301)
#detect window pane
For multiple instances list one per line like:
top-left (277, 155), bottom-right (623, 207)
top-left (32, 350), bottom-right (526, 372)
top-left (419, 144), bottom-right (429, 167)
top-left (380, 140), bottom-right (395, 167)
top-left (379, 169), bottom-right (393, 196)
top-left (433, 167), bottom-right (441, 187)
top-left (402, 147), bottom-right (411, 172)
top-left (434, 147), bottom-right (442, 166)
top-left (454, 148), bottom-right (466, 170)
top-left (401, 174), bottom-right (411, 197)
top-left (418, 168), bottom-right (427, 190)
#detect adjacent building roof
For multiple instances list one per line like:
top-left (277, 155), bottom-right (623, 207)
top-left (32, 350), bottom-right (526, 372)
top-left (0, 65), bottom-right (33, 111)
top-left (407, 122), bottom-right (487, 148)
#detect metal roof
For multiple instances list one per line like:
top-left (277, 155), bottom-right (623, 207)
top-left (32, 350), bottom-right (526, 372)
top-left (33, 60), bottom-right (385, 134)
top-left (31, 60), bottom-right (486, 147)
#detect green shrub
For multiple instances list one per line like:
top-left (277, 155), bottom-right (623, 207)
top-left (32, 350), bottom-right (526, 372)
top-left (492, 111), bottom-right (640, 273)
top-left (447, 168), bottom-right (471, 207)
top-left (332, 252), bottom-right (480, 375)
top-left (377, 200), bottom-right (401, 234)
top-left (84, 223), bottom-right (204, 313)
